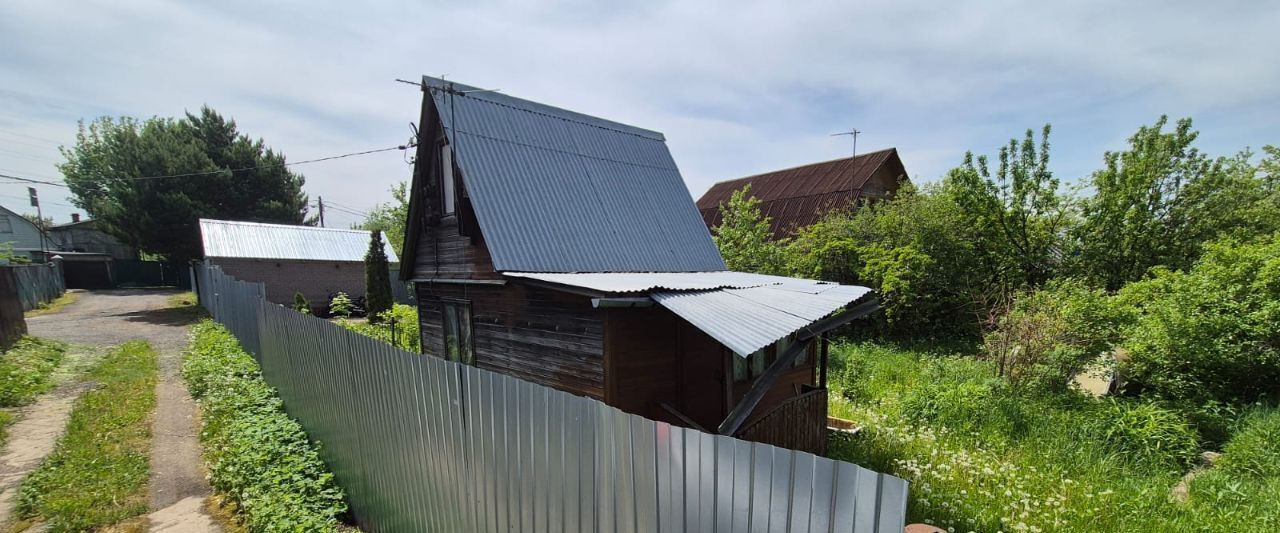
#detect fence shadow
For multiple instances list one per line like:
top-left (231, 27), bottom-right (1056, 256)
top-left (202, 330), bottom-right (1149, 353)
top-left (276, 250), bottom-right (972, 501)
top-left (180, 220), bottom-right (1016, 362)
top-left (112, 306), bottom-right (206, 327)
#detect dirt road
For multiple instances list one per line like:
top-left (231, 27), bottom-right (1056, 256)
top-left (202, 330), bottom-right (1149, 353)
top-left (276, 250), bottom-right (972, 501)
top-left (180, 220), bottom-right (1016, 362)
top-left (26, 289), bottom-right (219, 532)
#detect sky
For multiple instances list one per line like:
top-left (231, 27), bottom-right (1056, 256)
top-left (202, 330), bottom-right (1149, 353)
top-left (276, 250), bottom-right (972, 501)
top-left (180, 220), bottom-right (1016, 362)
top-left (1, 0), bottom-right (1278, 227)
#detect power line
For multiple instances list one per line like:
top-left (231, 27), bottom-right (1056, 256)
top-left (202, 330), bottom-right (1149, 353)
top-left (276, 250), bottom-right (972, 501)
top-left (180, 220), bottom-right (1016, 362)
top-left (0, 173), bottom-right (69, 188)
top-left (119, 144), bottom-right (413, 182)
top-left (0, 129), bottom-right (63, 145)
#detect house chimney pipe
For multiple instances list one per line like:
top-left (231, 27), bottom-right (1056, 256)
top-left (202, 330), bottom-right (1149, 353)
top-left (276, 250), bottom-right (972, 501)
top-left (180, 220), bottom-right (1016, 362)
top-left (71, 213), bottom-right (80, 223)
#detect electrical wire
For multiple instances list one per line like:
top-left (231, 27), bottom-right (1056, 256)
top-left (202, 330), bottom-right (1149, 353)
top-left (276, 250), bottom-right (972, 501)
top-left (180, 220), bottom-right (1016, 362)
top-left (119, 144), bottom-right (414, 182)
top-left (0, 173), bottom-right (69, 188)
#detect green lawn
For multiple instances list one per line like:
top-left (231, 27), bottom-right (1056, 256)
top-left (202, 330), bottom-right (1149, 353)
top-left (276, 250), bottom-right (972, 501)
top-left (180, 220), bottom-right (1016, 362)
top-left (827, 341), bottom-right (1280, 532)
top-left (16, 340), bottom-right (158, 532)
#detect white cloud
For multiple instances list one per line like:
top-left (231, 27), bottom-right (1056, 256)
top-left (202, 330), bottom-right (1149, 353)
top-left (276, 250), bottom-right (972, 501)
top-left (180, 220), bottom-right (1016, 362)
top-left (0, 0), bottom-right (1276, 223)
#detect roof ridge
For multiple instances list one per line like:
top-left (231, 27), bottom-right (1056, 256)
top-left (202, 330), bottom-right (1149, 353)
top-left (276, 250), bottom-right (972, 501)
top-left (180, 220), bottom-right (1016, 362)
top-left (423, 76), bottom-right (665, 141)
top-left (710, 147), bottom-right (896, 188)
top-left (199, 218), bottom-right (373, 235)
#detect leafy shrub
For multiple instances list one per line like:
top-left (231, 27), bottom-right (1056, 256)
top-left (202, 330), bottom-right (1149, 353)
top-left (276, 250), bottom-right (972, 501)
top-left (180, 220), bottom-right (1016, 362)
top-left (184, 321), bottom-right (346, 531)
top-left (983, 279), bottom-right (1129, 393)
top-left (1084, 399), bottom-right (1199, 468)
top-left (293, 291), bottom-right (311, 314)
top-left (336, 304), bottom-right (419, 352)
top-left (1218, 408), bottom-right (1280, 478)
top-left (787, 185), bottom-right (989, 339)
top-left (328, 292), bottom-right (353, 317)
top-left (711, 185), bottom-right (788, 274)
top-left (0, 337), bottom-right (67, 407)
top-left (1116, 234), bottom-right (1280, 404)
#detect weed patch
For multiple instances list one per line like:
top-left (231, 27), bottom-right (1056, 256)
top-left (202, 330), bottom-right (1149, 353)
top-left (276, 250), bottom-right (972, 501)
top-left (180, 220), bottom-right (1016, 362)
top-left (183, 320), bottom-right (347, 531)
top-left (0, 337), bottom-right (68, 407)
top-left (24, 291), bottom-right (80, 317)
top-left (16, 340), bottom-right (157, 531)
top-left (829, 341), bottom-right (1280, 531)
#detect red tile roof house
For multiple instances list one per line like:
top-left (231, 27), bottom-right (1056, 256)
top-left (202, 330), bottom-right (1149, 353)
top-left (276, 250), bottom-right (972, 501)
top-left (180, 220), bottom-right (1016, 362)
top-left (696, 148), bottom-right (910, 239)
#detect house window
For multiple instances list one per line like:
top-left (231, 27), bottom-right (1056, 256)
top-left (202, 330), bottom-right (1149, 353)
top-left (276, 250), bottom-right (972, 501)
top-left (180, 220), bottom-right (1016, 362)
top-left (439, 298), bottom-right (473, 364)
top-left (733, 334), bottom-right (804, 382)
top-left (0, 215), bottom-right (11, 234)
top-left (441, 142), bottom-right (456, 215)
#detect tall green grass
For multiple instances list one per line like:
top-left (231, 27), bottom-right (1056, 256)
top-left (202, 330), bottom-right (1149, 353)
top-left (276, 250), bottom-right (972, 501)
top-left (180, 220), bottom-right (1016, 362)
top-left (16, 340), bottom-right (157, 532)
top-left (828, 341), bottom-right (1280, 532)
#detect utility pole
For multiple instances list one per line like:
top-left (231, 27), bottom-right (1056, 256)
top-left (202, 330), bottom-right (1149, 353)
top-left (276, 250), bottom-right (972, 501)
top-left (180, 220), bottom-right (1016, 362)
top-left (29, 187), bottom-right (46, 259)
top-left (831, 128), bottom-right (861, 157)
top-left (318, 196), bottom-right (325, 228)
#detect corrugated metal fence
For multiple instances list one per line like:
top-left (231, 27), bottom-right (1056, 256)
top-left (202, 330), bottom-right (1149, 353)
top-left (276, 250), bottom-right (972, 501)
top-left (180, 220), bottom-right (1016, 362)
top-left (5, 264), bottom-right (65, 311)
top-left (196, 264), bottom-right (908, 533)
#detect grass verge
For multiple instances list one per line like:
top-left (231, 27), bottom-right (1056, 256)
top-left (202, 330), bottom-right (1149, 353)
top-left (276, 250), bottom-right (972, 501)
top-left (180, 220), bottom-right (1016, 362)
top-left (184, 320), bottom-right (347, 531)
top-left (15, 340), bottom-right (158, 531)
top-left (827, 341), bottom-right (1280, 532)
top-left (24, 291), bottom-right (81, 318)
top-left (0, 337), bottom-right (68, 407)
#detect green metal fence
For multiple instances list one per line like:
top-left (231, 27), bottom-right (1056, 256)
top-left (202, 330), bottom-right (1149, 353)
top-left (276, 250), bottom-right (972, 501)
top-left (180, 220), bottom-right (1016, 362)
top-left (6, 264), bottom-right (65, 311)
top-left (196, 264), bottom-right (908, 533)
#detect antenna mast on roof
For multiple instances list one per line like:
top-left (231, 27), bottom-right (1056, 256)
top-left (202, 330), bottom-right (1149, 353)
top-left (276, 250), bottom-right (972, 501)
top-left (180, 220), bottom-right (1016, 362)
top-left (831, 128), bottom-right (861, 157)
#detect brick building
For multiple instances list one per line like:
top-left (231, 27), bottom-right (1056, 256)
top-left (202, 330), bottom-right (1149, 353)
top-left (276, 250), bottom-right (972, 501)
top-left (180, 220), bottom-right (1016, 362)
top-left (199, 219), bottom-right (397, 309)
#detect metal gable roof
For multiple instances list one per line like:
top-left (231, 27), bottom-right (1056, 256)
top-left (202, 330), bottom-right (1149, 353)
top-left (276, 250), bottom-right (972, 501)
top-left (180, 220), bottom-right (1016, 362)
top-left (424, 76), bottom-right (726, 273)
top-left (200, 219), bottom-right (398, 263)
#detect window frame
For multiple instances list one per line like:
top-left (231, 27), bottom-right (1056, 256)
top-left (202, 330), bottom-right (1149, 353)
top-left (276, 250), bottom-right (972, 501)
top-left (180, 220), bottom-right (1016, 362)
top-left (440, 142), bottom-right (456, 216)
top-left (438, 297), bottom-right (473, 365)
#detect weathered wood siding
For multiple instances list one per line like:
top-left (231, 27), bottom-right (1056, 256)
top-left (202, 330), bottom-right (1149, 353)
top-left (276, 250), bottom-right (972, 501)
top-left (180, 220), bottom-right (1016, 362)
top-left (417, 283), bottom-right (604, 399)
top-left (605, 307), bottom-right (680, 422)
top-left (412, 214), bottom-right (499, 281)
top-left (735, 388), bottom-right (829, 455)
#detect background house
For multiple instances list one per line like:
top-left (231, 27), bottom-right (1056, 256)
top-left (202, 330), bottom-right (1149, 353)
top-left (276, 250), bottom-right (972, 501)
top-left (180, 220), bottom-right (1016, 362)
top-left (200, 219), bottom-right (398, 309)
top-left (401, 76), bottom-right (878, 454)
top-left (696, 148), bottom-right (910, 238)
top-left (48, 215), bottom-right (138, 260)
top-left (0, 204), bottom-right (52, 262)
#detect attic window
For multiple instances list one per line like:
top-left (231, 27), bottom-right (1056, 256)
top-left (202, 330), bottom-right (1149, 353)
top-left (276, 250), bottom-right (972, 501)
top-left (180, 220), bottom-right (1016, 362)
top-left (441, 142), bottom-right (456, 215)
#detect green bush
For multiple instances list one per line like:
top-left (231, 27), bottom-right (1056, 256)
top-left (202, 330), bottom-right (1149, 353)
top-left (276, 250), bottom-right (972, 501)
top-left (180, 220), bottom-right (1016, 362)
top-left (983, 279), bottom-right (1129, 393)
top-left (1116, 234), bottom-right (1280, 404)
top-left (328, 292), bottom-right (353, 317)
top-left (293, 291), bottom-right (311, 314)
top-left (1219, 408), bottom-right (1280, 478)
top-left (336, 304), bottom-right (419, 352)
top-left (184, 321), bottom-right (346, 531)
top-left (0, 337), bottom-right (67, 407)
top-left (1084, 399), bottom-right (1200, 468)
top-left (787, 185), bottom-right (989, 339)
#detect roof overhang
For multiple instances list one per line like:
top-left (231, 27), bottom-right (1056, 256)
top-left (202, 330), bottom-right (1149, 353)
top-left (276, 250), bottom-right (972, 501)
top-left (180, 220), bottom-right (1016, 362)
top-left (505, 271), bottom-right (874, 356)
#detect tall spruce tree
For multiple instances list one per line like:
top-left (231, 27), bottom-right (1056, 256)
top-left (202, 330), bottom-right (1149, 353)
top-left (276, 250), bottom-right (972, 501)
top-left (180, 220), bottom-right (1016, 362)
top-left (364, 230), bottom-right (393, 320)
top-left (58, 107), bottom-right (310, 262)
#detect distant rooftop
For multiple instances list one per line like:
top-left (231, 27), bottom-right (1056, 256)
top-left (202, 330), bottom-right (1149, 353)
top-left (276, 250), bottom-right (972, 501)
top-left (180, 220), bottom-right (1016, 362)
top-left (199, 219), bottom-right (398, 263)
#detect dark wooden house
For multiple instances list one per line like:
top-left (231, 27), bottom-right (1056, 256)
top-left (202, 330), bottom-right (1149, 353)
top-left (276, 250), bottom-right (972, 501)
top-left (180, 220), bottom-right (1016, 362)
top-left (400, 77), bottom-right (879, 454)
top-left (696, 149), bottom-right (910, 238)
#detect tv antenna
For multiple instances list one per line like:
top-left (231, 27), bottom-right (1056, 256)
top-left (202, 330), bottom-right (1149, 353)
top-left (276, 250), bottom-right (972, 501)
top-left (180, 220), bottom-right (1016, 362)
top-left (831, 128), bottom-right (861, 156)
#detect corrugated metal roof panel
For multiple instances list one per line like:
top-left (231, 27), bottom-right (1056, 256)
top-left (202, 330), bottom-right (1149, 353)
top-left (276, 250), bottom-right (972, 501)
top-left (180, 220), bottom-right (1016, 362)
top-left (200, 219), bottom-right (399, 263)
top-left (653, 284), bottom-right (872, 356)
top-left (696, 149), bottom-right (901, 238)
top-left (424, 76), bottom-right (726, 273)
top-left (504, 271), bottom-right (830, 293)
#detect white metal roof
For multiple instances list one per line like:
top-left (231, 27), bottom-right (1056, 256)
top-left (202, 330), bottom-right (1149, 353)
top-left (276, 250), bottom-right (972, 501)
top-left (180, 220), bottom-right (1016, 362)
top-left (653, 283), bottom-right (873, 357)
top-left (503, 271), bottom-right (833, 293)
top-left (200, 219), bottom-right (399, 263)
top-left (505, 270), bottom-right (872, 356)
